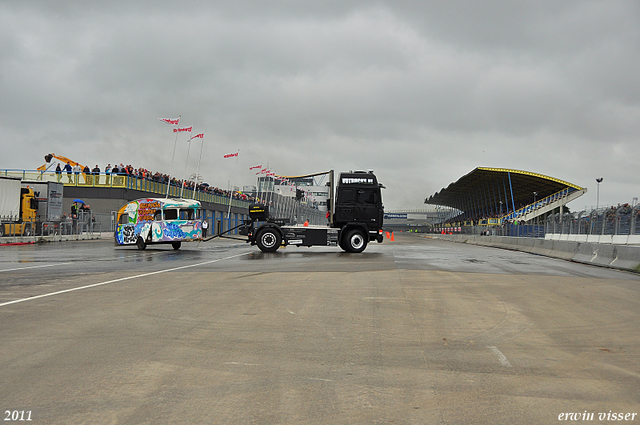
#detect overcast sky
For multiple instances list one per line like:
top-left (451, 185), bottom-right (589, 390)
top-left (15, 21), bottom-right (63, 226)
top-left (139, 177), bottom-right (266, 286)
top-left (1, 1), bottom-right (638, 210)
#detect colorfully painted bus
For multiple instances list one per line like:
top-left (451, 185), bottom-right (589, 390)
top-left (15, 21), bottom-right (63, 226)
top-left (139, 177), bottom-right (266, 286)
top-left (115, 198), bottom-right (202, 250)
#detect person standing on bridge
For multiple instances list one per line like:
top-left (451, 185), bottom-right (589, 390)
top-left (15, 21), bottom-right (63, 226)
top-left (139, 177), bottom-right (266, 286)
top-left (92, 165), bottom-right (101, 185)
top-left (55, 163), bottom-right (62, 182)
top-left (105, 164), bottom-right (111, 186)
top-left (73, 164), bottom-right (81, 184)
top-left (64, 162), bottom-right (73, 183)
top-left (83, 165), bottom-right (91, 185)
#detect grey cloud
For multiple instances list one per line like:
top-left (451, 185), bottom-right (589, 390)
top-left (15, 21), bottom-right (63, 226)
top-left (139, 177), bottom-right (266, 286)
top-left (1, 1), bottom-right (638, 209)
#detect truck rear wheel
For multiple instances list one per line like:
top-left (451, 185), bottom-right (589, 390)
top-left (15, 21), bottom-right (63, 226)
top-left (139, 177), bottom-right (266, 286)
top-left (344, 229), bottom-right (367, 253)
top-left (23, 224), bottom-right (32, 236)
top-left (256, 228), bottom-right (281, 253)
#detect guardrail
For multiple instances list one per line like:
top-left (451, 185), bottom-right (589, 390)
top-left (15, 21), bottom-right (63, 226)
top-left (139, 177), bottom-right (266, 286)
top-left (0, 211), bottom-right (112, 243)
top-left (0, 169), bottom-right (252, 209)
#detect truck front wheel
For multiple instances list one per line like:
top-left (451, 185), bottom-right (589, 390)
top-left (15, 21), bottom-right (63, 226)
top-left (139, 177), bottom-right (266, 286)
top-left (344, 229), bottom-right (367, 253)
top-left (256, 228), bottom-right (281, 253)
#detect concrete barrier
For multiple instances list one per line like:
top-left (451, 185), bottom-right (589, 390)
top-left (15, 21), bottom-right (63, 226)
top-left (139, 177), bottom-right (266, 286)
top-left (430, 234), bottom-right (640, 273)
top-left (545, 233), bottom-right (640, 246)
top-left (1, 233), bottom-right (106, 245)
top-left (610, 245), bottom-right (640, 270)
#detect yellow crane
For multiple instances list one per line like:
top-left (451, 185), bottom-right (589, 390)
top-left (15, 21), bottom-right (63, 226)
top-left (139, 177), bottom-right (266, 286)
top-left (37, 153), bottom-right (85, 172)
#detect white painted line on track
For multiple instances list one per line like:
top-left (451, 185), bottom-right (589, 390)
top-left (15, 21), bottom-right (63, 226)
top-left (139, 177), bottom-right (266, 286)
top-left (0, 251), bottom-right (251, 308)
top-left (487, 345), bottom-right (513, 367)
top-left (0, 262), bottom-right (73, 273)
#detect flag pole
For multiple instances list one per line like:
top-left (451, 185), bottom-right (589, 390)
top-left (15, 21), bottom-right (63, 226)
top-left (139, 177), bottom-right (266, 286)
top-left (227, 150), bottom-right (239, 220)
top-left (180, 128), bottom-right (194, 198)
top-left (165, 115), bottom-right (180, 198)
top-left (192, 131), bottom-right (205, 200)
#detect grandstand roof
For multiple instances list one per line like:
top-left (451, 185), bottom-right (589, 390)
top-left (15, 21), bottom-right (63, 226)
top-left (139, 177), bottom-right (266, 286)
top-left (425, 167), bottom-right (584, 211)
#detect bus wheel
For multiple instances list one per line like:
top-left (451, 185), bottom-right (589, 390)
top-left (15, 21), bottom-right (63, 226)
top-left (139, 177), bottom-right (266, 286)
top-left (172, 241), bottom-right (182, 250)
top-left (344, 229), bottom-right (367, 253)
top-left (256, 228), bottom-right (281, 253)
top-left (136, 237), bottom-right (146, 250)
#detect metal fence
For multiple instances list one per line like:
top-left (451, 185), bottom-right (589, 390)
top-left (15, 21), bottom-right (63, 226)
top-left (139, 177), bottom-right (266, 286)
top-left (261, 192), bottom-right (327, 226)
top-left (545, 204), bottom-right (640, 236)
top-left (0, 211), bottom-right (114, 243)
top-left (430, 202), bottom-right (640, 240)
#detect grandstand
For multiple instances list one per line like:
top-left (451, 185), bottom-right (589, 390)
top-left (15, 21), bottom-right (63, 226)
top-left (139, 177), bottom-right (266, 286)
top-left (425, 167), bottom-right (587, 234)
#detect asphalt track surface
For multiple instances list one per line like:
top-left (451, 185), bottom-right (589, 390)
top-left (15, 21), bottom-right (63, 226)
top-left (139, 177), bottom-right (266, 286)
top-left (0, 234), bottom-right (639, 425)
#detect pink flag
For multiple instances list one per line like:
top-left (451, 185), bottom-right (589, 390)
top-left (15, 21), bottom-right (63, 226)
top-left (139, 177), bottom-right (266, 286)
top-left (190, 133), bottom-right (204, 140)
top-left (249, 164), bottom-right (262, 170)
top-left (173, 126), bottom-right (192, 133)
top-left (224, 152), bottom-right (239, 159)
top-left (158, 117), bottom-right (180, 125)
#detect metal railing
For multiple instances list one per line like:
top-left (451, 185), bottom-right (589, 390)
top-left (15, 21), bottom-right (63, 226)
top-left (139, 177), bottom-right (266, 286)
top-left (0, 211), bottom-right (114, 243)
top-left (258, 192), bottom-right (327, 226)
top-left (545, 204), bottom-right (640, 236)
top-left (430, 202), bottom-right (640, 242)
top-left (0, 169), bottom-right (253, 209)
top-left (502, 187), bottom-right (575, 221)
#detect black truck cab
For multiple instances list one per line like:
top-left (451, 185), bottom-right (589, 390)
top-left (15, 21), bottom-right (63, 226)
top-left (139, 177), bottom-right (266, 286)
top-left (242, 170), bottom-right (384, 253)
top-left (333, 172), bottom-right (384, 233)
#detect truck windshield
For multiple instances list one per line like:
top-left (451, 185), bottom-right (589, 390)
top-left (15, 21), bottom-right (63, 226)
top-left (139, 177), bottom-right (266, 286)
top-left (357, 189), bottom-right (378, 204)
top-left (339, 188), bottom-right (378, 204)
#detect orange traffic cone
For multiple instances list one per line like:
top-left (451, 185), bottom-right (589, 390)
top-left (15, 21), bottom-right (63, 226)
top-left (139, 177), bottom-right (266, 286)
top-left (386, 231), bottom-right (390, 239)
top-left (391, 232), bottom-right (395, 241)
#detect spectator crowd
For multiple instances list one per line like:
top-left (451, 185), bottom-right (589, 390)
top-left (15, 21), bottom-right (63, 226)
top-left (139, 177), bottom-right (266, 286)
top-left (53, 161), bottom-right (258, 203)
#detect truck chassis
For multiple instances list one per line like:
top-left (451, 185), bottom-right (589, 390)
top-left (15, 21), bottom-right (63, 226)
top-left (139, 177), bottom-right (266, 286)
top-left (244, 221), bottom-right (381, 253)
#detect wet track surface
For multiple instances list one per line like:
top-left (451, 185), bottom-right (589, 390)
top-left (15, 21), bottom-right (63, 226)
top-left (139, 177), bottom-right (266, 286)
top-left (1, 234), bottom-right (639, 424)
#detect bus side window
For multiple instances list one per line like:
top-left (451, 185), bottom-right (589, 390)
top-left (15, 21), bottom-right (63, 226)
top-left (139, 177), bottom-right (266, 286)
top-left (119, 213), bottom-right (129, 224)
top-left (164, 209), bottom-right (178, 220)
top-left (180, 209), bottom-right (194, 220)
top-left (154, 210), bottom-right (162, 221)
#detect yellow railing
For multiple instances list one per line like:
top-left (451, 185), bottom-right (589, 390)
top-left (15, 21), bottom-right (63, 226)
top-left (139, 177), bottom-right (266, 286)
top-left (0, 170), bottom-right (251, 208)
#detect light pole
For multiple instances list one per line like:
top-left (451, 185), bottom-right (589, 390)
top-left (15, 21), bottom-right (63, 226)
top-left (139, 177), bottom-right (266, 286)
top-left (596, 178), bottom-right (603, 211)
top-left (533, 192), bottom-right (538, 232)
